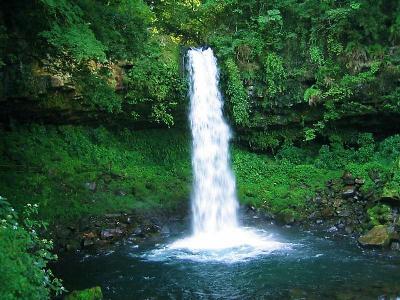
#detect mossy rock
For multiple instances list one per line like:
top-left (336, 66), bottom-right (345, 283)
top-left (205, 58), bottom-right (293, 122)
top-left (277, 208), bottom-right (296, 225)
top-left (382, 185), bottom-right (400, 201)
top-left (64, 287), bottom-right (103, 300)
top-left (358, 225), bottom-right (394, 247)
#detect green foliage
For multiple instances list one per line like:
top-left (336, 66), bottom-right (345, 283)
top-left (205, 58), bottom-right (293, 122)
top-left (378, 135), bottom-right (400, 161)
top-left (233, 149), bottom-right (338, 217)
top-left (78, 71), bottom-right (122, 113)
top-left (78, 0), bottom-right (153, 60)
top-left (275, 143), bottom-right (311, 165)
top-left (304, 128), bottom-right (317, 142)
top-left (225, 58), bottom-right (249, 125)
top-left (355, 133), bottom-right (375, 163)
top-left (65, 287), bottom-right (102, 300)
top-left (0, 125), bottom-right (190, 223)
top-left (41, 24), bottom-right (107, 62)
top-left (126, 37), bottom-right (185, 126)
top-left (304, 86), bottom-right (322, 104)
top-left (367, 204), bottom-right (392, 226)
top-left (0, 196), bottom-right (64, 300)
top-left (263, 52), bottom-right (286, 99)
top-left (310, 46), bottom-right (325, 66)
top-left (246, 132), bottom-right (280, 152)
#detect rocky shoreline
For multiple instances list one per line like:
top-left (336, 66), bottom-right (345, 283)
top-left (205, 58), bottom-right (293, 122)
top-left (51, 208), bottom-right (188, 253)
top-left (51, 171), bottom-right (400, 255)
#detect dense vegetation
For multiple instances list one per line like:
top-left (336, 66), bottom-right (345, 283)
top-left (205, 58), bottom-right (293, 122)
top-left (0, 0), bottom-right (399, 299)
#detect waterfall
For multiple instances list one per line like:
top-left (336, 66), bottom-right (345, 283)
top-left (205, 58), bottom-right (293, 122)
top-left (147, 48), bottom-right (288, 260)
top-left (187, 48), bottom-right (239, 235)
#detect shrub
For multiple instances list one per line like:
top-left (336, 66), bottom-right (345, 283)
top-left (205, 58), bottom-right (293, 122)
top-left (367, 204), bottom-right (392, 226)
top-left (0, 196), bottom-right (64, 300)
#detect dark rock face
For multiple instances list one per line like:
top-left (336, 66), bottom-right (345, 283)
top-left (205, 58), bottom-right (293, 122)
top-left (53, 211), bottom-right (166, 252)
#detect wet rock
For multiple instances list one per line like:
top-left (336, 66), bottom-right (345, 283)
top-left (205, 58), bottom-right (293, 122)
top-left (337, 208), bottom-right (351, 217)
top-left (104, 213), bottom-right (122, 218)
top-left (342, 186), bottom-right (356, 198)
top-left (100, 228), bottom-right (124, 240)
top-left (161, 225), bottom-right (170, 234)
top-left (82, 238), bottom-right (95, 248)
top-left (321, 207), bottom-right (334, 218)
top-left (358, 225), bottom-right (392, 247)
top-left (345, 226), bottom-right (354, 234)
top-left (64, 286), bottom-right (103, 300)
top-left (337, 222), bottom-right (345, 229)
top-left (327, 226), bottom-right (338, 233)
top-left (342, 172), bottom-right (355, 185)
top-left (133, 227), bottom-right (144, 237)
top-left (308, 211), bottom-right (318, 220)
top-left (391, 241), bottom-right (400, 251)
top-left (314, 195), bottom-right (322, 203)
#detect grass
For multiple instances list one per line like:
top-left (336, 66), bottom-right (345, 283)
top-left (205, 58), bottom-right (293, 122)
top-left (0, 124), bottom-right (399, 224)
top-left (0, 125), bottom-right (191, 223)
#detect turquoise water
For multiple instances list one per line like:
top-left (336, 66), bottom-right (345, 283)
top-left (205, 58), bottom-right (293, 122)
top-left (54, 219), bottom-right (400, 299)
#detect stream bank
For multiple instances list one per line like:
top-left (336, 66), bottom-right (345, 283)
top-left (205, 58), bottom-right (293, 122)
top-left (53, 213), bottom-right (400, 300)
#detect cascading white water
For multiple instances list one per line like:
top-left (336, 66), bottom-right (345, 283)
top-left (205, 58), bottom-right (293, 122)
top-left (146, 48), bottom-right (289, 261)
top-left (188, 48), bottom-right (238, 235)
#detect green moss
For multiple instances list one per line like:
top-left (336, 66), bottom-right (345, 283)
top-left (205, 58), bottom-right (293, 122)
top-left (233, 149), bottom-right (339, 218)
top-left (65, 287), bottom-right (102, 300)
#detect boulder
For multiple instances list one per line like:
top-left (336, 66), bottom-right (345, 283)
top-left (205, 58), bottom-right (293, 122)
top-left (358, 225), bottom-right (393, 247)
top-left (64, 286), bottom-right (103, 300)
top-left (100, 228), bottom-right (124, 240)
top-left (342, 172), bottom-right (355, 185)
top-left (82, 238), bottom-right (95, 248)
top-left (391, 242), bottom-right (400, 251)
top-left (342, 186), bottom-right (356, 198)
